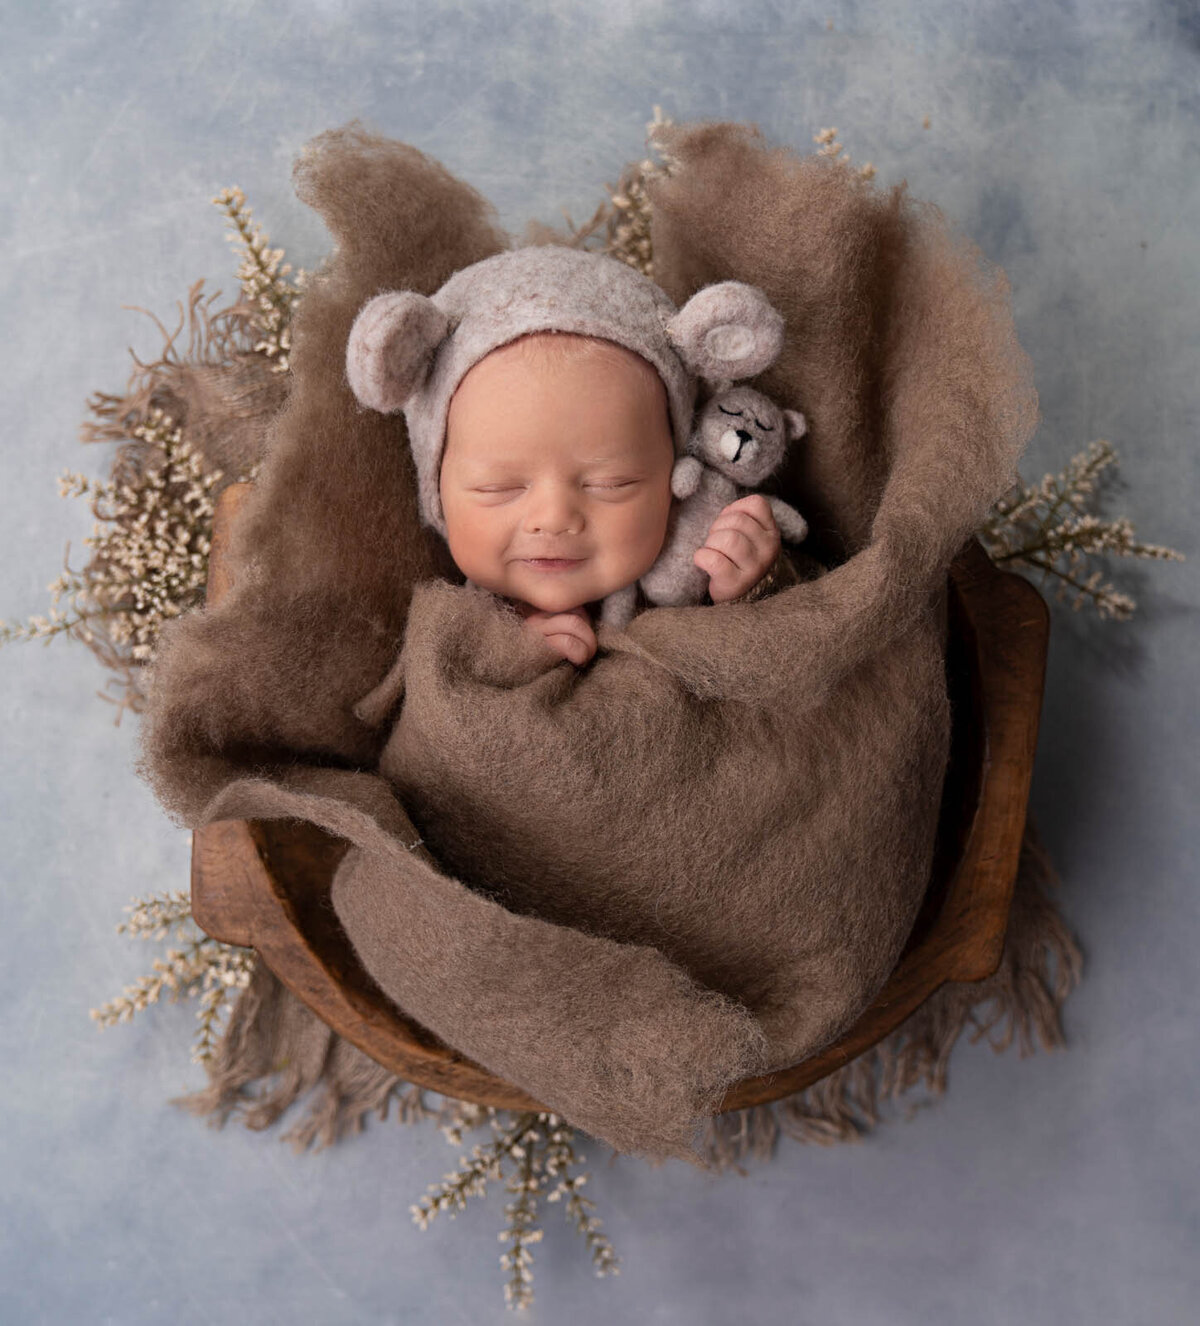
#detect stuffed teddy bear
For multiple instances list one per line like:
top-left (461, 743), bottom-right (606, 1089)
top-left (599, 385), bottom-right (809, 628)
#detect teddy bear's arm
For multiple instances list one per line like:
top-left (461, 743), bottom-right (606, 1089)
top-left (766, 497), bottom-right (808, 544)
top-left (671, 455), bottom-right (704, 500)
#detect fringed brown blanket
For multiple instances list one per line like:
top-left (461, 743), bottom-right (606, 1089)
top-left (138, 120), bottom-right (1043, 1164)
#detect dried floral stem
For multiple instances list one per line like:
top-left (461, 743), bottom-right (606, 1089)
top-left (499, 1121), bottom-right (545, 1311)
top-left (213, 186), bottom-right (303, 372)
top-left (411, 1110), bottom-right (536, 1230)
top-left (115, 889), bottom-right (195, 940)
top-left (529, 106), bottom-right (676, 279)
top-left (543, 1116), bottom-right (619, 1278)
top-left (813, 126), bottom-right (877, 180)
top-left (89, 889), bottom-right (256, 1065)
top-left (2, 410), bottom-right (223, 667)
top-left (411, 1106), bottom-right (619, 1310)
top-left (979, 440), bottom-right (1184, 619)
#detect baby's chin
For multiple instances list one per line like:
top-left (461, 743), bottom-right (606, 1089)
top-left (512, 586), bottom-right (602, 615)
top-left (503, 567), bottom-right (626, 616)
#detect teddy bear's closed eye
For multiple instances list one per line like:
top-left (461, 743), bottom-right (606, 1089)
top-left (718, 403), bottom-right (774, 430)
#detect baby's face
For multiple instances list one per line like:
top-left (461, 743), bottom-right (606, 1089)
top-left (439, 334), bottom-right (675, 616)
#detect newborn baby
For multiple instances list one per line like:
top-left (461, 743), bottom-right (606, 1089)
top-left (439, 329), bottom-right (782, 665)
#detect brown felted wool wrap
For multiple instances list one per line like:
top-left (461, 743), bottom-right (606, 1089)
top-left (136, 119), bottom-right (1039, 1166)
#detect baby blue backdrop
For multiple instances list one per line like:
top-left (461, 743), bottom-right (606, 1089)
top-left (2, 2), bottom-right (1196, 1322)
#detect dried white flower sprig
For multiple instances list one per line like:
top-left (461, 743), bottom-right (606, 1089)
top-left (412, 1107), bottom-right (619, 1311)
top-left (213, 186), bottom-right (304, 372)
top-left (813, 126), bottom-right (876, 181)
top-left (978, 439), bottom-right (1185, 619)
top-left (411, 1106), bottom-right (515, 1229)
top-left (499, 1121), bottom-right (545, 1311)
top-left (530, 105), bottom-right (676, 280)
top-left (605, 104), bottom-right (679, 279)
top-left (541, 1114), bottom-right (620, 1280)
top-left (1, 209), bottom-right (276, 720)
top-left (89, 888), bottom-right (256, 1065)
top-left (1, 409), bottom-right (228, 722)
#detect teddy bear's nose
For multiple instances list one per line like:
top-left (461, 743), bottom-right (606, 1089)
top-left (719, 428), bottom-right (756, 463)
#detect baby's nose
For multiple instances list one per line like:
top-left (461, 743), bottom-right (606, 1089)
top-left (526, 488), bottom-right (582, 534)
top-left (529, 515), bottom-right (579, 534)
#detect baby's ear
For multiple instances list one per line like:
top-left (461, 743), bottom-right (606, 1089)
top-left (346, 291), bottom-right (450, 413)
top-left (665, 282), bottom-right (786, 383)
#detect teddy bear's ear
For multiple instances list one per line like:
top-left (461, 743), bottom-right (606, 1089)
top-left (783, 408), bottom-right (808, 441)
top-left (665, 282), bottom-right (786, 382)
top-left (346, 291), bottom-right (450, 413)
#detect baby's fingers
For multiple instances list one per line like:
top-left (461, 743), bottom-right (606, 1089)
top-left (713, 493), bottom-right (777, 535)
top-left (527, 610), bottom-right (597, 665)
top-left (694, 544), bottom-right (745, 601)
top-left (705, 497), bottom-right (780, 554)
top-left (547, 631), bottom-right (594, 665)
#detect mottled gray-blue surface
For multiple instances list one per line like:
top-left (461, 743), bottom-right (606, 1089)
top-left (2, 2), bottom-right (1197, 1323)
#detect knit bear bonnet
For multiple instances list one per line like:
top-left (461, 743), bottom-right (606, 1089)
top-left (344, 244), bottom-right (788, 539)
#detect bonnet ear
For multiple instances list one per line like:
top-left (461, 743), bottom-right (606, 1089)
top-left (345, 290), bottom-right (450, 413)
top-left (665, 281), bottom-right (786, 382)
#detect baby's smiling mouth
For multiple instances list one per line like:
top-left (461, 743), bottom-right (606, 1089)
top-left (520, 557), bottom-right (585, 571)
top-left (515, 547), bottom-right (585, 561)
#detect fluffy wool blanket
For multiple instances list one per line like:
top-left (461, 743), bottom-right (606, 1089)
top-left (137, 120), bottom-right (1038, 1164)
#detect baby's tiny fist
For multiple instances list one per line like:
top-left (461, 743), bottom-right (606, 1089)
top-left (520, 606), bottom-right (597, 666)
top-left (697, 494), bottom-right (782, 604)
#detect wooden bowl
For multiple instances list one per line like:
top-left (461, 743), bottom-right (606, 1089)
top-left (191, 482), bottom-right (1049, 1113)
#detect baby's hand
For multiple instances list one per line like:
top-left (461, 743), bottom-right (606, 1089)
top-left (694, 494), bottom-right (781, 603)
top-left (517, 603), bottom-right (597, 666)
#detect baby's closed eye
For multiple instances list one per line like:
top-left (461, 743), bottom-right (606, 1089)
top-left (467, 478), bottom-right (643, 500)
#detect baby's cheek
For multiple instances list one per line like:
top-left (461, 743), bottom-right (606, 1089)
top-left (648, 485), bottom-right (676, 548)
top-left (632, 512), bottom-right (669, 574)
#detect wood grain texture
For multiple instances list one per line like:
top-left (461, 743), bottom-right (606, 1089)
top-left (191, 483), bottom-right (1049, 1115)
